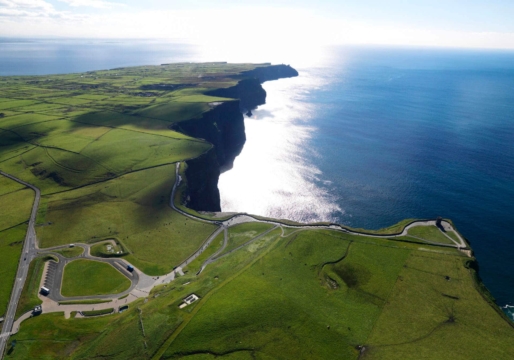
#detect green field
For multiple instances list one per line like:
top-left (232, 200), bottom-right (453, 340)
top-left (407, 225), bottom-right (456, 245)
top-left (184, 231), bottom-right (225, 274)
top-left (59, 299), bottom-right (112, 305)
top-left (0, 175), bottom-right (26, 196)
top-left (365, 252), bottom-right (514, 359)
top-left (0, 176), bottom-right (33, 318)
top-left (7, 227), bottom-right (514, 359)
top-left (36, 165), bottom-right (217, 275)
top-left (2, 63), bottom-right (513, 359)
top-left (90, 241), bottom-right (125, 258)
top-left (220, 222), bottom-right (277, 255)
top-left (81, 308), bottom-right (114, 317)
top-left (15, 256), bottom-right (56, 318)
top-left (0, 225), bottom-right (28, 318)
top-left (0, 188), bottom-right (33, 231)
top-left (61, 260), bottom-right (131, 297)
top-left (53, 247), bottom-right (84, 258)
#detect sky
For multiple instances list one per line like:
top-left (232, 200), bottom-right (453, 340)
top-left (1, 0), bottom-right (514, 49)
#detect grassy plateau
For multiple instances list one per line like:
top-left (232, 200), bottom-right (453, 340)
top-left (1, 63), bottom-right (513, 359)
top-left (61, 259), bottom-right (131, 297)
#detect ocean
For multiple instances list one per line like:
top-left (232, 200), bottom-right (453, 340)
top-left (1, 39), bottom-right (513, 320)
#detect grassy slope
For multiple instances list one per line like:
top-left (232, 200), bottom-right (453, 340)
top-left (0, 225), bottom-right (27, 318)
top-left (164, 231), bottom-right (405, 359)
top-left (36, 165), bottom-right (217, 275)
top-left (184, 232), bottom-right (225, 275)
top-left (53, 247), bottom-right (84, 258)
top-left (221, 222), bottom-right (276, 255)
top-left (3, 64), bottom-right (513, 358)
top-left (61, 260), bottom-right (131, 297)
top-left (163, 231), bottom-right (514, 360)
top-left (1, 71), bottom-right (222, 277)
top-left (90, 241), bottom-right (125, 258)
top-left (0, 177), bottom-right (33, 318)
top-left (6, 228), bottom-right (514, 359)
top-left (0, 175), bottom-right (25, 195)
top-left (15, 256), bottom-right (56, 318)
top-left (407, 225), bottom-right (455, 245)
top-left (365, 252), bottom-right (514, 359)
top-left (0, 188), bottom-right (34, 231)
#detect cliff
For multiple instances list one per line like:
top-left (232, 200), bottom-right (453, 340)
top-left (206, 78), bottom-right (265, 113)
top-left (179, 64), bottom-right (298, 212)
top-left (238, 64), bottom-right (299, 83)
top-left (205, 64), bottom-right (299, 113)
top-left (183, 148), bottom-right (221, 212)
top-left (173, 101), bottom-right (245, 171)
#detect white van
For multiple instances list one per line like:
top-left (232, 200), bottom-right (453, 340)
top-left (40, 287), bottom-right (50, 295)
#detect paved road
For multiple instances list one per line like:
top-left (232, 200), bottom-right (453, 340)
top-left (1, 163), bottom-right (470, 357)
top-left (0, 171), bottom-right (40, 357)
top-left (169, 162), bottom-right (470, 272)
top-left (37, 244), bottom-right (141, 302)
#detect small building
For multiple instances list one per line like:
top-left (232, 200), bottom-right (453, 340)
top-left (178, 294), bottom-right (199, 309)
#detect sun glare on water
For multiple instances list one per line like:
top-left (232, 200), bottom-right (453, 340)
top-left (217, 67), bottom-right (343, 223)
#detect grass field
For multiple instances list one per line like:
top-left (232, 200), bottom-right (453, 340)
top-left (407, 225), bottom-right (455, 245)
top-left (7, 227), bottom-right (514, 359)
top-left (59, 299), bottom-right (112, 305)
top-left (3, 63), bottom-right (513, 359)
top-left (349, 218), bottom-right (417, 235)
top-left (0, 188), bottom-right (33, 231)
top-left (365, 252), bottom-right (514, 359)
top-left (0, 175), bottom-right (26, 196)
top-left (81, 308), bottom-right (114, 317)
top-left (36, 165), bottom-right (217, 275)
top-left (53, 247), bottom-right (84, 258)
top-left (220, 222), bottom-right (276, 255)
top-left (183, 231), bottom-right (225, 275)
top-left (0, 177), bottom-right (33, 318)
top-left (0, 225), bottom-right (27, 318)
top-left (90, 241), bottom-right (125, 258)
top-left (61, 259), bottom-right (131, 297)
top-left (15, 256), bottom-right (55, 318)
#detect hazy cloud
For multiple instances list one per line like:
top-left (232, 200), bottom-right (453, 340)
top-left (0, 0), bottom-right (88, 21)
top-left (58, 0), bottom-right (123, 9)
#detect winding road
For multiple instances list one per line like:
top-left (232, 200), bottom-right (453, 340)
top-left (0, 163), bottom-right (469, 358)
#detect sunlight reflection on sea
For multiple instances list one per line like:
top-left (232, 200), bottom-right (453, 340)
top-left (217, 68), bottom-right (344, 223)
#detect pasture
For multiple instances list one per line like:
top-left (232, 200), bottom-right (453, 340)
top-left (61, 260), bottom-right (131, 297)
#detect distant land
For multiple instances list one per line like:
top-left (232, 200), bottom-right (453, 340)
top-left (0, 62), bottom-right (513, 359)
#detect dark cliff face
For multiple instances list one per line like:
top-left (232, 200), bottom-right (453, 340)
top-left (205, 64), bottom-right (299, 113)
top-left (178, 65), bottom-right (298, 212)
top-left (183, 149), bottom-right (221, 212)
top-left (239, 64), bottom-right (299, 83)
top-left (173, 101), bottom-right (246, 171)
top-left (205, 78), bottom-right (266, 113)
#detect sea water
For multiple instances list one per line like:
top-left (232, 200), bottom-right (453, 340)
top-left (1, 39), bottom-right (513, 320)
top-left (220, 46), bottom-right (514, 319)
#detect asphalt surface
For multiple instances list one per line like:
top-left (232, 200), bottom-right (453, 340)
top-left (0, 163), bottom-right (470, 358)
top-left (37, 244), bottom-right (140, 302)
top-left (0, 171), bottom-right (40, 357)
